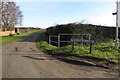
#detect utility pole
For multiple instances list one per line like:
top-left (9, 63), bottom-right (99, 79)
top-left (113, 0), bottom-right (119, 49)
top-left (116, 0), bottom-right (119, 49)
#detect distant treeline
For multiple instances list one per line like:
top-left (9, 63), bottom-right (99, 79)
top-left (18, 27), bottom-right (41, 33)
top-left (18, 27), bottom-right (41, 29)
top-left (47, 23), bottom-right (120, 44)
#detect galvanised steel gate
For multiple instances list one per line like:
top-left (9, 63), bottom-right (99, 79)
top-left (49, 34), bottom-right (94, 53)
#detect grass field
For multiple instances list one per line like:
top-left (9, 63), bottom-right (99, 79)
top-left (1, 29), bottom-right (43, 46)
top-left (37, 32), bottom-right (120, 64)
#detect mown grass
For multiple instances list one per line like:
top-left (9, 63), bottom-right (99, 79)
top-left (1, 29), bottom-right (42, 46)
top-left (37, 32), bottom-right (120, 64)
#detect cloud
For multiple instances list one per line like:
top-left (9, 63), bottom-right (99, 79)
top-left (88, 14), bottom-right (116, 26)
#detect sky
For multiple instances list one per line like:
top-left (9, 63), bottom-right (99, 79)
top-left (14, 0), bottom-right (117, 28)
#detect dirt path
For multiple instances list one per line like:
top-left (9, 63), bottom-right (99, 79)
top-left (2, 32), bottom-right (118, 78)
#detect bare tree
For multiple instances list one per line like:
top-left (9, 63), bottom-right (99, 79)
top-left (1, 1), bottom-right (23, 31)
top-left (0, 1), bottom-right (2, 31)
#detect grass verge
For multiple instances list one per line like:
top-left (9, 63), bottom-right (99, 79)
top-left (37, 32), bottom-right (120, 66)
top-left (1, 29), bottom-right (43, 46)
top-left (1, 33), bottom-right (28, 46)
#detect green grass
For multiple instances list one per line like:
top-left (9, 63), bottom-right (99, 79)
top-left (37, 32), bottom-right (120, 64)
top-left (1, 33), bottom-right (28, 46)
top-left (1, 29), bottom-right (43, 46)
top-left (37, 31), bottom-right (47, 42)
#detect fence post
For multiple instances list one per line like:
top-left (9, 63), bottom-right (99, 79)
top-left (72, 41), bottom-right (75, 50)
top-left (89, 34), bottom-right (91, 40)
top-left (58, 35), bottom-right (60, 47)
top-left (82, 35), bottom-right (83, 46)
top-left (90, 40), bottom-right (93, 54)
top-left (49, 35), bottom-right (51, 45)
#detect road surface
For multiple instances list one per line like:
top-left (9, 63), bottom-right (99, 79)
top-left (2, 32), bottom-right (118, 78)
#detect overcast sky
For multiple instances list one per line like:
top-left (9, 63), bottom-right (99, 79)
top-left (15, 0), bottom-right (117, 28)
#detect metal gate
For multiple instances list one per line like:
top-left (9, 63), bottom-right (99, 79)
top-left (49, 34), bottom-right (94, 53)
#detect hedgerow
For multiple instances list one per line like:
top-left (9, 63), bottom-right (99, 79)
top-left (47, 23), bottom-right (120, 45)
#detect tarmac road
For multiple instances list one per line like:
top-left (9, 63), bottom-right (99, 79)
top-left (2, 32), bottom-right (118, 78)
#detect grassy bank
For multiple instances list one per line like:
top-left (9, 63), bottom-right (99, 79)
top-left (37, 32), bottom-right (120, 64)
top-left (1, 29), bottom-right (43, 46)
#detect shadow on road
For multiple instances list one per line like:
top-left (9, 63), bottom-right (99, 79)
top-left (22, 54), bottom-right (109, 69)
top-left (56, 57), bottom-right (109, 69)
top-left (57, 57), bottom-right (96, 66)
top-left (22, 55), bottom-right (55, 60)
